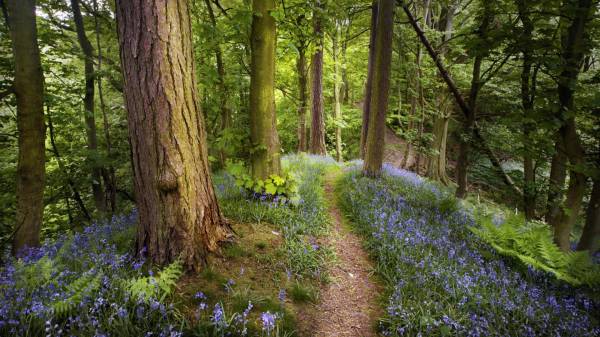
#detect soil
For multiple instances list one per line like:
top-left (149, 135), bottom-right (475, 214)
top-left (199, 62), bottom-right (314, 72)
top-left (296, 173), bottom-right (382, 337)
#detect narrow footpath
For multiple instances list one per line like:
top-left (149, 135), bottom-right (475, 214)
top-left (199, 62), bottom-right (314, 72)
top-left (297, 173), bottom-right (381, 337)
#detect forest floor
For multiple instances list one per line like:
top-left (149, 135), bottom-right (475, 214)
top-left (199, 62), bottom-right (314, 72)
top-left (296, 172), bottom-right (382, 337)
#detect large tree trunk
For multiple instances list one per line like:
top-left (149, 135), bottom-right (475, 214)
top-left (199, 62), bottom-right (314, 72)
top-left (577, 176), bottom-right (600, 253)
top-left (360, 0), bottom-right (378, 159)
top-left (116, 0), bottom-right (231, 271)
top-left (296, 45), bottom-right (308, 152)
top-left (7, 0), bottom-right (46, 254)
top-left (545, 0), bottom-right (595, 250)
top-left (249, 0), bottom-right (281, 179)
top-left (363, 0), bottom-right (394, 176)
top-left (71, 0), bottom-right (106, 214)
top-left (309, 0), bottom-right (326, 155)
top-left (332, 20), bottom-right (343, 162)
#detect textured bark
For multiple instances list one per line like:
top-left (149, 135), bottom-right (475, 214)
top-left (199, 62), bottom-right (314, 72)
top-left (577, 177), bottom-right (600, 253)
top-left (332, 21), bottom-right (343, 162)
top-left (309, 0), bottom-right (326, 155)
top-left (517, 0), bottom-right (536, 220)
top-left (296, 45), bottom-right (308, 152)
top-left (360, 1), bottom-right (378, 159)
top-left (545, 0), bottom-right (595, 250)
top-left (7, 0), bottom-right (46, 254)
top-left (363, 0), bottom-right (394, 176)
top-left (71, 0), bottom-right (106, 214)
top-left (116, 0), bottom-right (230, 271)
top-left (249, 0), bottom-right (281, 179)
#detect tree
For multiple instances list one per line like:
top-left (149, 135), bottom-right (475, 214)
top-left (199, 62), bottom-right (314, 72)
top-left (309, 0), bottom-right (326, 155)
top-left (545, 0), bottom-right (595, 250)
top-left (360, 0), bottom-right (377, 159)
top-left (363, 0), bottom-right (394, 176)
top-left (249, 0), bottom-right (281, 179)
top-left (332, 18), bottom-right (343, 161)
top-left (6, 0), bottom-right (46, 254)
top-left (71, 0), bottom-right (106, 214)
top-left (115, 0), bottom-right (231, 271)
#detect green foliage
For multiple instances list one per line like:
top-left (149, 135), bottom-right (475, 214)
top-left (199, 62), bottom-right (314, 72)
top-left (126, 261), bottom-right (184, 301)
top-left (225, 160), bottom-right (299, 202)
top-left (470, 212), bottom-right (600, 286)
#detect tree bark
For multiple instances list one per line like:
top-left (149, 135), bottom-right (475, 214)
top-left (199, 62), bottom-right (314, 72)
top-left (309, 0), bottom-right (326, 155)
top-left (360, 1), bottom-right (378, 159)
top-left (249, 0), bottom-right (281, 179)
top-left (116, 0), bottom-right (231, 271)
top-left (296, 44), bottom-right (309, 152)
top-left (363, 0), bottom-right (394, 176)
top-left (71, 0), bottom-right (106, 214)
top-left (332, 20), bottom-right (343, 162)
top-left (7, 0), bottom-right (46, 254)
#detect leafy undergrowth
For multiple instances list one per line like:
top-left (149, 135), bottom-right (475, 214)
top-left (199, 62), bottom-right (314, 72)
top-left (0, 154), bottom-right (337, 336)
top-left (337, 163), bottom-right (600, 337)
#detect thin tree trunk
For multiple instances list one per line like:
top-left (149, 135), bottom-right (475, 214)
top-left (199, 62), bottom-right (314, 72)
top-left (249, 0), bottom-right (281, 179)
top-left (309, 0), bottom-right (326, 155)
top-left (363, 0), bottom-right (395, 176)
top-left (296, 45), bottom-right (308, 152)
top-left (7, 0), bottom-right (46, 254)
top-left (116, 0), bottom-right (231, 271)
top-left (333, 20), bottom-right (343, 162)
top-left (577, 176), bottom-right (600, 253)
top-left (204, 0), bottom-right (231, 166)
top-left (93, 0), bottom-right (116, 214)
top-left (71, 0), bottom-right (105, 214)
top-left (47, 107), bottom-right (91, 221)
top-left (545, 0), bottom-right (595, 250)
top-left (360, 0), bottom-right (378, 159)
top-left (402, 3), bottom-right (523, 198)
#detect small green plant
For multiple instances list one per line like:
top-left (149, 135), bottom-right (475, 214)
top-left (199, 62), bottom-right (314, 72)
top-left (126, 260), bottom-right (183, 301)
top-left (225, 160), bottom-right (299, 202)
top-left (288, 281), bottom-right (318, 303)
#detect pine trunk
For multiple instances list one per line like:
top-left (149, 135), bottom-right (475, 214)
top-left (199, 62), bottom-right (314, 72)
top-left (363, 0), bottom-right (394, 176)
top-left (116, 0), bottom-right (231, 271)
top-left (309, 0), bottom-right (326, 155)
top-left (249, 0), bottom-right (281, 179)
top-left (7, 0), bottom-right (46, 254)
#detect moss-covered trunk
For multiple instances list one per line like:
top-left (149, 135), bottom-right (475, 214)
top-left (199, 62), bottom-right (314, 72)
top-left (249, 0), bottom-right (281, 179)
top-left (296, 45), bottom-right (308, 152)
top-left (360, 1), bottom-right (378, 159)
top-left (7, 0), bottom-right (46, 254)
top-left (363, 0), bottom-right (394, 176)
top-left (116, 0), bottom-right (231, 271)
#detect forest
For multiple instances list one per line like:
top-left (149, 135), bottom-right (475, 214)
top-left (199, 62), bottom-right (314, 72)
top-left (0, 0), bottom-right (599, 336)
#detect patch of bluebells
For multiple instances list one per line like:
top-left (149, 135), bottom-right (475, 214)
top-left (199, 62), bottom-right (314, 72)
top-left (338, 164), bottom-right (600, 336)
top-left (0, 212), bottom-right (191, 336)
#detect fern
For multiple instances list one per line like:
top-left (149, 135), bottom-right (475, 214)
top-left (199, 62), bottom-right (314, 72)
top-left (470, 213), bottom-right (600, 287)
top-left (126, 260), bottom-right (183, 301)
top-left (52, 273), bottom-right (102, 317)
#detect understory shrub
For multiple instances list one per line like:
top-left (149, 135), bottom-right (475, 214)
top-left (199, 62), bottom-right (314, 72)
top-left (337, 163), bottom-right (600, 337)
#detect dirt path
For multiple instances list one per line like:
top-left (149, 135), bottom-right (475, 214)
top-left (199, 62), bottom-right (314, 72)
top-left (296, 173), bottom-right (381, 337)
